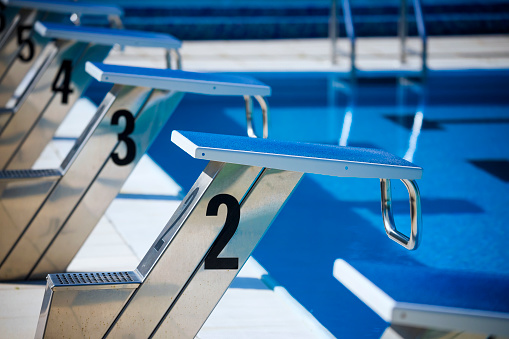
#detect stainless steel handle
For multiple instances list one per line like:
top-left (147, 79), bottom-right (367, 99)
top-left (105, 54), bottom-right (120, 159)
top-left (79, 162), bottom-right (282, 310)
top-left (166, 49), bottom-right (182, 70)
top-left (244, 95), bottom-right (269, 139)
top-left (380, 178), bottom-right (422, 250)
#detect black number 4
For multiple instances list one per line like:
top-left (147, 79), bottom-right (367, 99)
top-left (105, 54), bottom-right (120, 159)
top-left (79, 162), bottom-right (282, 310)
top-left (111, 109), bottom-right (136, 166)
top-left (51, 60), bottom-right (74, 104)
top-left (204, 194), bottom-right (241, 270)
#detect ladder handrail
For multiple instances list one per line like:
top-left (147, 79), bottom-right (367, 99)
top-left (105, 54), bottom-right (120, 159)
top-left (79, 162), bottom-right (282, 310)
top-left (330, 0), bottom-right (356, 72)
top-left (401, 0), bottom-right (427, 73)
top-left (413, 0), bottom-right (427, 72)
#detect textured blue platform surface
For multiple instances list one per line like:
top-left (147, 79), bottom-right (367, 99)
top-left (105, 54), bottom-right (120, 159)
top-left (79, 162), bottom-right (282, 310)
top-left (86, 62), bottom-right (271, 96)
top-left (4, 0), bottom-right (123, 15)
top-left (172, 130), bottom-right (422, 179)
top-left (35, 22), bottom-right (181, 49)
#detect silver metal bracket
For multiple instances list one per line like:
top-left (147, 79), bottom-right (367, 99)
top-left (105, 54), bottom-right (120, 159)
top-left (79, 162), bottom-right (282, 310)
top-left (165, 48), bottom-right (182, 69)
top-left (380, 178), bottom-right (422, 250)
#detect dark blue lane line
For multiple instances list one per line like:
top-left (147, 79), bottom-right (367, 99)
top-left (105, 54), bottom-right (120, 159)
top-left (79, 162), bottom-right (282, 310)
top-left (116, 193), bottom-right (183, 201)
top-left (469, 160), bottom-right (509, 183)
top-left (356, 197), bottom-right (484, 215)
top-left (385, 114), bottom-right (509, 131)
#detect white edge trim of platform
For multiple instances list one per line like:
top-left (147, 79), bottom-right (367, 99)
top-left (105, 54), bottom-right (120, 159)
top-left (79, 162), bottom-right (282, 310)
top-left (5, 0), bottom-right (123, 16)
top-left (34, 21), bottom-right (47, 37)
top-left (171, 131), bottom-right (422, 180)
top-left (333, 259), bottom-right (509, 337)
top-left (34, 22), bottom-right (181, 49)
top-left (86, 62), bottom-right (271, 97)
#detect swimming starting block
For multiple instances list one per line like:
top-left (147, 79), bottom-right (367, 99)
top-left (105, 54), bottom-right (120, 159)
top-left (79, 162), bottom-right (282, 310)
top-left (0, 21), bottom-right (181, 171)
top-left (0, 0), bottom-right (123, 87)
top-left (0, 63), bottom-right (271, 282)
top-left (35, 130), bottom-right (422, 338)
top-left (333, 259), bottom-right (509, 338)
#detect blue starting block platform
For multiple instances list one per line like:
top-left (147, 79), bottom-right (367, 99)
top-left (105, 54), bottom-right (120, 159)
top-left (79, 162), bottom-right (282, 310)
top-left (34, 21), bottom-right (181, 49)
top-left (333, 259), bottom-right (509, 337)
top-left (172, 130), bottom-right (422, 180)
top-left (86, 62), bottom-right (271, 96)
top-left (1, 0), bottom-right (123, 16)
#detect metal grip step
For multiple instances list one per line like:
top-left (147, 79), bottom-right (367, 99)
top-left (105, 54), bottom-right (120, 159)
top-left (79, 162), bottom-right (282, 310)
top-left (50, 271), bottom-right (142, 286)
top-left (0, 168), bottom-right (62, 179)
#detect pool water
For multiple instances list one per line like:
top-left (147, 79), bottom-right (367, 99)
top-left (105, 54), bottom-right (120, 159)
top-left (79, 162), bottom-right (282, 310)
top-left (148, 69), bottom-right (509, 338)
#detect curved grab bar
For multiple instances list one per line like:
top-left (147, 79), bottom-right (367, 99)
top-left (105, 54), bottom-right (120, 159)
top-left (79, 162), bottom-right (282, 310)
top-left (380, 178), bottom-right (422, 250)
top-left (165, 49), bottom-right (182, 70)
top-left (244, 95), bottom-right (269, 139)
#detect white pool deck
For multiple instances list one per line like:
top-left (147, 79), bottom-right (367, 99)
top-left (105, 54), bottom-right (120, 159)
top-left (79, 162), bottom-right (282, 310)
top-left (0, 35), bottom-right (508, 339)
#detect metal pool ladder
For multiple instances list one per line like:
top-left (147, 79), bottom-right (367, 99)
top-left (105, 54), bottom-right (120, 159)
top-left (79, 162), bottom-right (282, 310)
top-left (330, 0), bottom-right (427, 75)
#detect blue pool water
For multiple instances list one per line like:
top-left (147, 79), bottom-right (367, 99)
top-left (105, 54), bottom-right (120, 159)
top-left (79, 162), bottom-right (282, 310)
top-left (148, 69), bottom-right (509, 337)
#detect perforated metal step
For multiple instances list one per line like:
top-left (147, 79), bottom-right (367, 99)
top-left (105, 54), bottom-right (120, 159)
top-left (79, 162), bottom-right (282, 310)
top-left (0, 168), bottom-right (62, 179)
top-left (50, 271), bottom-right (141, 286)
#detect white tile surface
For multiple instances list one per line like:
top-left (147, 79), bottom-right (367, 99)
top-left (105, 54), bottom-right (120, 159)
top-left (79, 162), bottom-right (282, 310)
top-left (54, 97), bottom-right (98, 138)
top-left (120, 155), bottom-right (182, 197)
top-left (173, 36), bottom-right (509, 72)
top-left (104, 198), bottom-right (180, 259)
top-left (0, 284), bottom-right (45, 339)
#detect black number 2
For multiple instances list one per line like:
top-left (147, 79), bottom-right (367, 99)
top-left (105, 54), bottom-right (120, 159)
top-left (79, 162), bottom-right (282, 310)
top-left (51, 60), bottom-right (74, 104)
top-left (204, 194), bottom-right (240, 270)
top-left (16, 25), bottom-right (34, 62)
top-left (111, 109), bottom-right (136, 166)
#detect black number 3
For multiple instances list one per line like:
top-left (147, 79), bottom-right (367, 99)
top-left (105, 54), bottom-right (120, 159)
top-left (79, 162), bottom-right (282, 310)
top-left (111, 109), bottom-right (136, 166)
top-left (204, 194), bottom-right (240, 270)
top-left (16, 25), bottom-right (34, 62)
top-left (51, 60), bottom-right (74, 104)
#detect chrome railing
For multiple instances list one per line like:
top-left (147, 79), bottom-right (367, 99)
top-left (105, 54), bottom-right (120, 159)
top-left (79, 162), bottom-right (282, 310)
top-left (330, 0), bottom-right (356, 72)
top-left (400, 0), bottom-right (427, 73)
top-left (331, 0), bottom-right (427, 74)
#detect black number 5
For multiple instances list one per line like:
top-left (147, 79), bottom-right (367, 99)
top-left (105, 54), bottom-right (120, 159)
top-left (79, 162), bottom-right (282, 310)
top-left (204, 194), bottom-right (240, 270)
top-left (111, 109), bottom-right (136, 166)
top-left (17, 25), bottom-right (34, 62)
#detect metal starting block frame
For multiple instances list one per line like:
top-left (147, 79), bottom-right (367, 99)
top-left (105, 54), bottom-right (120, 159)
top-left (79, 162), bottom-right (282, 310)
top-left (0, 63), bottom-right (270, 282)
top-left (0, 21), bottom-right (181, 171)
top-left (0, 0), bottom-right (123, 93)
top-left (35, 130), bottom-right (422, 338)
